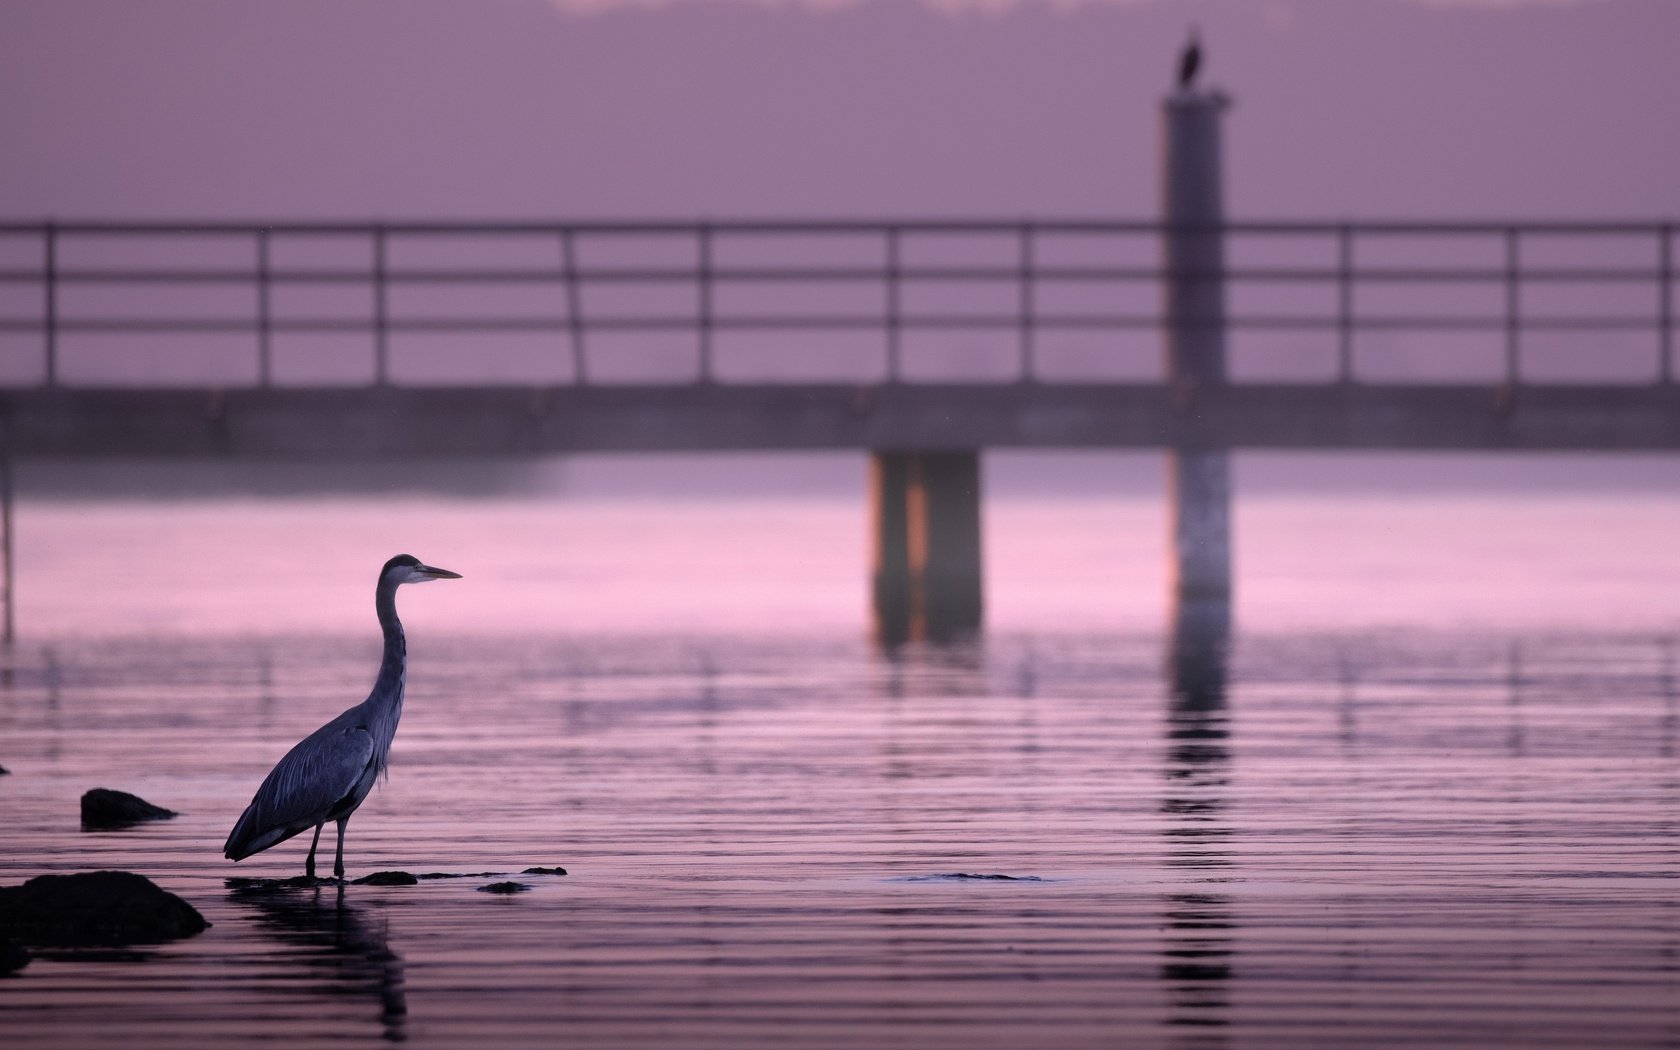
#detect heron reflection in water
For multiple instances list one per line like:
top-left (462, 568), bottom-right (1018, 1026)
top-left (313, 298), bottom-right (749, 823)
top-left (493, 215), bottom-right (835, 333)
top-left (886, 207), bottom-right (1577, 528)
top-left (234, 884), bottom-right (407, 1043)
top-left (225, 555), bottom-right (461, 879)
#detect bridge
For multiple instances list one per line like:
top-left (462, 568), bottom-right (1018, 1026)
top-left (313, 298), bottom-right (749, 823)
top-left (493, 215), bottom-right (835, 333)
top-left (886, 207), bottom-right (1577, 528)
top-left (1, 93), bottom-right (1676, 645)
top-left (4, 216), bottom-right (1676, 454)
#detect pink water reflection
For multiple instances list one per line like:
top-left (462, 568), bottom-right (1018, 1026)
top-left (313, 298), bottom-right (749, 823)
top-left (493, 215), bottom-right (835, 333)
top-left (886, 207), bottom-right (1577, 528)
top-left (17, 488), bottom-right (1680, 637)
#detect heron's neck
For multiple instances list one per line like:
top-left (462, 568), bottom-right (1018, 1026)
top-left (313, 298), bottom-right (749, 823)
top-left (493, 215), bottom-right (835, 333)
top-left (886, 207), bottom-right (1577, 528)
top-left (372, 584), bottom-right (407, 708)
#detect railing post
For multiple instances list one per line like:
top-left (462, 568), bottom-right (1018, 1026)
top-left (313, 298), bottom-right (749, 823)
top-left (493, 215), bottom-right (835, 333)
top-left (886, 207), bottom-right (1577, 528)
top-left (885, 225), bottom-right (901, 382)
top-left (1019, 223), bottom-right (1035, 382)
top-left (1337, 223), bottom-right (1354, 383)
top-left (256, 227), bottom-right (272, 387)
top-left (1660, 223), bottom-right (1673, 385)
top-left (697, 223), bottom-right (714, 383)
top-left (373, 224), bottom-right (389, 385)
top-left (42, 222), bottom-right (56, 388)
top-left (559, 228), bottom-right (587, 385)
top-left (1504, 226), bottom-right (1521, 387)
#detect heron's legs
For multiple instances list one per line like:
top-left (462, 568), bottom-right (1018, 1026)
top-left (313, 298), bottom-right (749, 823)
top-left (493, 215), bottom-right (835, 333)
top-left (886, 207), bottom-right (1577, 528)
top-left (305, 823), bottom-right (324, 879)
top-left (334, 817), bottom-right (349, 880)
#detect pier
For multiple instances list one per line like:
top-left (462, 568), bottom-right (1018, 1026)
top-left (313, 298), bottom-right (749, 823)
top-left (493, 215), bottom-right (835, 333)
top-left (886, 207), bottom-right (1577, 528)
top-left (2, 90), bottom-right (1677, 643)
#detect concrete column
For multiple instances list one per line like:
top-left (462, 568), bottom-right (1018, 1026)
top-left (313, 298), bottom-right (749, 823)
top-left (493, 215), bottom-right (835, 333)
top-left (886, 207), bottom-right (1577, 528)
top-left (871, 450), bottom-right (982, 645)
top-left (1168, 589), bottom-right (1229, 710)
top-left (1, 405), bottom-right (13, 645)
top-left (871, 452), bottom-right (914, 646)
top-left (1162, 87), bottom-right (1233, 614)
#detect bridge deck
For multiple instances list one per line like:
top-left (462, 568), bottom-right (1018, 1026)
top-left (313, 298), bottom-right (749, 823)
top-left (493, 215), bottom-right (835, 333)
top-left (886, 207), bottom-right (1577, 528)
top-left (8, 382), bottom-right (1679, 456)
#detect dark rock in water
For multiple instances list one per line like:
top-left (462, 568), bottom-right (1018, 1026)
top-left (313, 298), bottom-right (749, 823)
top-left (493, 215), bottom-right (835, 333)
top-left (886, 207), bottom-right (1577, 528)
top-left (353, 871), bottom-right (419, 886)
top-left (521, 866), bottom-right (568, 876)
top-left (417, 871), bottom-right (500, 880)
top-left (79, 788), bottom-right (178, 830)
top-left (0, 937), bottom-right (29, 975)
top-left (0, 871), bottom-right (209, 947)
top-left (225, 875), bottom-right (343, 891)
top-left (477, 881), bottom-right (530, 895)
top-left (905, 872), bottom-right (1045, 882)
top-left (0, 764), bottom-right (10, 775)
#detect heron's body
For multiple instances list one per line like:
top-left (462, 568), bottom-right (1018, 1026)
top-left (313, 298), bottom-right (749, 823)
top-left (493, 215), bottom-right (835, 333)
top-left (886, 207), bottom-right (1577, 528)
top-left (224, 554), bottom-right (458, 879)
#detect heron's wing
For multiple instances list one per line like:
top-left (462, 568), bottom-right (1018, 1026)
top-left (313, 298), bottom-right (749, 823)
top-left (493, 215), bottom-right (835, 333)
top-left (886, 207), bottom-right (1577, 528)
top-left (228, 719), bottom-right (376, 854)
top-left (268, 721), bottom-right (376, 819)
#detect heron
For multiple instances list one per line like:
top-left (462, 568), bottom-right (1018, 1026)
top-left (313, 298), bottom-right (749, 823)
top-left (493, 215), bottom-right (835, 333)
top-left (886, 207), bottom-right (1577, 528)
top-left (1177, 27), bottom-right (1201, 91)
top-left (224, 554), bottom-right (461, 880)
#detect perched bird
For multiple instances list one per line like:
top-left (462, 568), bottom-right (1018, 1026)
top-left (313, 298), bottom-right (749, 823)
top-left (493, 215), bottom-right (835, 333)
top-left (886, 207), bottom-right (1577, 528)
top-left (224, 554), bottom-right (461, 880)
top-left (1177, 27), bottom-right (1202, 91)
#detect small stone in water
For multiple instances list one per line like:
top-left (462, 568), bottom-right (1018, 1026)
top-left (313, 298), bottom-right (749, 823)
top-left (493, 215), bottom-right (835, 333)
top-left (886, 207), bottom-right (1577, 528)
top-left (79, 789), bottom-right (178, 830)
top-left (225, 875), bottom-right (343, 890)
top-left (521, 866), bottom-right (568, 876)
top-left (352, 871), bottom-right (420, 886)
top-left (477, 881), bottom-right (530, 894)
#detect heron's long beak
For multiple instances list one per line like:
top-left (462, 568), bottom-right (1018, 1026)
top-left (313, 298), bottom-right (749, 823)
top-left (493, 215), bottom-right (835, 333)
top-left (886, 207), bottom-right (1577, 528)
top-left (417, 564), bottom-right (462, 580)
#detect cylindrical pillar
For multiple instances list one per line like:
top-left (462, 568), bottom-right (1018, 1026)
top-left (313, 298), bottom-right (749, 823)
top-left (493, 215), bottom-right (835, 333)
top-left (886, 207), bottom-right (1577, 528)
top-left (1168, 450), bottom-right (1230, 603)
top-left (1, 402), bottom-right (13, 645)
top-left (1162, 88), bottom-right (1232, 613)
top-left (871, 451), bottom-right (914, 646)
top-left (916, 452), bottom-right (983, 638)
top-left (871, 450), bottom-right (982, 646)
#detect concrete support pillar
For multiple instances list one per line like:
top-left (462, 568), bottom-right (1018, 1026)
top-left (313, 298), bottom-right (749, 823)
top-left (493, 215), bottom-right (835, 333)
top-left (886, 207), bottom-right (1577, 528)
top-left (871, 450), bottom-right (982, 646)
top-left (1162, 87), bottom-right (1233, 616)
top-left (1, 406), bottom-right (13, 646)
top-left (1168, 451), bottom-right (1230, 604)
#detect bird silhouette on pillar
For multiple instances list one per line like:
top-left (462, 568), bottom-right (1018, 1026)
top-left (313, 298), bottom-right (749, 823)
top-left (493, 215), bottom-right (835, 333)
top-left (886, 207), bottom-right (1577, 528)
top-left (1177, 27), bottom-right (1202, 91)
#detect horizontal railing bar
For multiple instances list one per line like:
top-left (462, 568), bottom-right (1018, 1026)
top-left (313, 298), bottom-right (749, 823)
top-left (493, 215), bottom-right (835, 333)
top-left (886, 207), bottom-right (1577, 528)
top-left (5, 264), bottom-right (1671, 286)
top-left (3, 218), bottom-right (1675, 236)
top-left (8, 314), bottom-right (1666, 335)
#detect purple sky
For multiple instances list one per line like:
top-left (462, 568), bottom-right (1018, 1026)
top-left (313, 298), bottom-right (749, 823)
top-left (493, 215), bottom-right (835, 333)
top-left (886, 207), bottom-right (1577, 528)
top-left (3, 0), bottom-right (1677, 221)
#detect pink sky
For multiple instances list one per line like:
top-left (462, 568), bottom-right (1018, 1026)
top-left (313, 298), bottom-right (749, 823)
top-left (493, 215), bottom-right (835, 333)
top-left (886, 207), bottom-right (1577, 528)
top-left (2, 0), bottom-right (1676, 221)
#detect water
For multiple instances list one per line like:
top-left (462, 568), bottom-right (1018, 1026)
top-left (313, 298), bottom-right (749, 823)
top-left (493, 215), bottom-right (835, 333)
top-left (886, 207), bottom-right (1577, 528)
top-left (3, 480), bottom-right (1680, 1047)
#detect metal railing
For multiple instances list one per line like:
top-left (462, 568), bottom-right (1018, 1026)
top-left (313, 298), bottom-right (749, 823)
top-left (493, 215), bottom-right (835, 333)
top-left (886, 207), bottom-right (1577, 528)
top-left (1, 219), bottom-right (1674, 387)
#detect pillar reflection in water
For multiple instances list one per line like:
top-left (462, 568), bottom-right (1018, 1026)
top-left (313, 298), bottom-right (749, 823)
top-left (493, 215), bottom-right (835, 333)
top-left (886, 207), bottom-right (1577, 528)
top-left (1159, 597), bottom-right (1234, 1045)
top-left (233, 885), bottom-right (408, 1043)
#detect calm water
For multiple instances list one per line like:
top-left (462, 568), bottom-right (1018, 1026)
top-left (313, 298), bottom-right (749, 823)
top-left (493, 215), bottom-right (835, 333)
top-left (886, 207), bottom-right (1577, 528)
top-left (3, 482), bottom-right (1680, 1047)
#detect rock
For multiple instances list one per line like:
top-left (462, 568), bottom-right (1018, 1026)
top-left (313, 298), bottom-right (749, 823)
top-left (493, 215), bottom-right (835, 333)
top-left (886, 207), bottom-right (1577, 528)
top-left (905, 872), bottom-right (1045, 882)
top-left (225, 875), bottom-right (343, 891)
top-left (0, 937), bottom-right (29, 975)
top-left (0, 871), bottom-right (209, 947)
top-left (80, 789), bottom-right (178, 830)
top-left (476, 881), bottom-right (530, 895)
top-left (0, 764), bottom-right (10, 775)
top-left (352, 871), bottom-right (419, 886)
top-left (520, 866), bottom-right (568, 876)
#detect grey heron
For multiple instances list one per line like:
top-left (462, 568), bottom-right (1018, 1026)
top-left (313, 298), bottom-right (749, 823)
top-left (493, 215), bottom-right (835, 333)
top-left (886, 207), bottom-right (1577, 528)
top-left (224, 554), bottom-right (461, 880)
